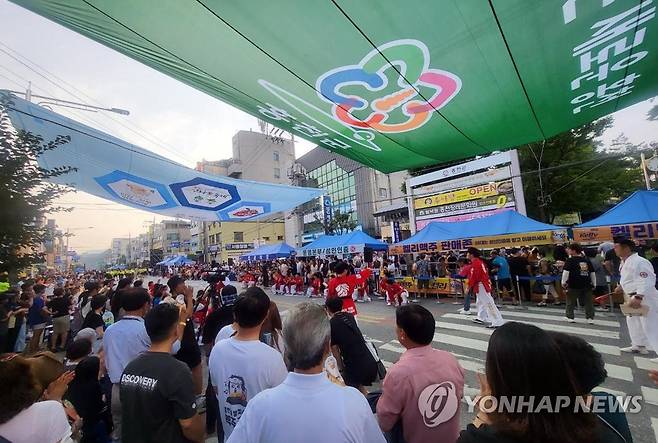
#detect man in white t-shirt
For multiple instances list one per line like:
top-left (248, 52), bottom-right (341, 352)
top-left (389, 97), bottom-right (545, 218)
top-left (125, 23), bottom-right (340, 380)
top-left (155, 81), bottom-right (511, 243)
top-left (227, 302), bottom-right (385, 443)
top-left (209, 287), bottom-right (287, 441)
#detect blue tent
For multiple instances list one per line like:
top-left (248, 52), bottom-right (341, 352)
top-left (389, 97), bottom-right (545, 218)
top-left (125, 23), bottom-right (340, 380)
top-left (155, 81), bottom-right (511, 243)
top-left (400, 211), bottom-right (562, 246)
top-left (577, 190), bottom-right (658, 227)
top-left (240, 242), bottom-right (296, 261)
top-left (158, 255), bottom-right (194, 266)
top-left (298, 231), bottom-right (388, 257)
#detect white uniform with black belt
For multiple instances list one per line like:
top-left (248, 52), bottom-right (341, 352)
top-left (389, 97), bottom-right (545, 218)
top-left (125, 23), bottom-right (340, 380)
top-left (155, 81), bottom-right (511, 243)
top-left (620, 253), bottom-right (658, 352)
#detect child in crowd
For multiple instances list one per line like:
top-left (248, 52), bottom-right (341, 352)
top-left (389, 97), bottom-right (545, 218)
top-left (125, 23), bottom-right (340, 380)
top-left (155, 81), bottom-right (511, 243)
top-left (306, 272), bottom-right (324, 298)
top-left (354, 267), bottom-right (372, 303)
top-left (241, 270), bottom-right (256, 289)
top-left (378, 270), bottom-right (390, 299)
top-left (291, 273), bottom-right (304, 295)
top-left (271, 271), bottom-right (285, 295)
top-left (386, 277), bottom-right (408, 307)
top-left (536, 258), bottom-right (560, 307)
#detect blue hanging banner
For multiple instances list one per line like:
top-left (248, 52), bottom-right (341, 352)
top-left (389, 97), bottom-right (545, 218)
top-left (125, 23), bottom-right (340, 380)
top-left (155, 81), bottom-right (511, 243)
top-left (2, 92), bottom-right (323, 221)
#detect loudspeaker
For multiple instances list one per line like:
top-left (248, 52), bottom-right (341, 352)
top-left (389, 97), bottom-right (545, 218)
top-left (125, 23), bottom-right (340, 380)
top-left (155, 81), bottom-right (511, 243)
top-left (364, 247), bottom-right (373, 263)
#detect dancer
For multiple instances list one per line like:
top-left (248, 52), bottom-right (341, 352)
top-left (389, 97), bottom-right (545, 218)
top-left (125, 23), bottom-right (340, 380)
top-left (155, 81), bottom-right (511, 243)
top-left (466, 247), bottom-right (504, 328)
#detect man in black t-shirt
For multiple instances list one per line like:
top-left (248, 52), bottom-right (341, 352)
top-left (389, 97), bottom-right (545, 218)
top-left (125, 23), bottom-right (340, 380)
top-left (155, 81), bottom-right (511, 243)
top-left (325, 297), bottom-right (377, 394)
top-left (561, 243), bottom-right (596, 324)
top-left (120, 303), bottom-right (205, 443)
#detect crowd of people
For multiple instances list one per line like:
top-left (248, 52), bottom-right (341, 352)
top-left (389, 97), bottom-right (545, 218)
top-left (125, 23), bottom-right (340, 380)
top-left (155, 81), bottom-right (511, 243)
top-left (0, 237), bottom-right (656, 442)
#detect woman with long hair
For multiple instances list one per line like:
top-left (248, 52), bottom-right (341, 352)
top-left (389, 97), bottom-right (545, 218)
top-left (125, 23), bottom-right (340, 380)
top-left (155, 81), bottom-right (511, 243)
top-left (458, 322), bottom-right (623, 443)
top-left (260, 301), bottom-right (284, 354)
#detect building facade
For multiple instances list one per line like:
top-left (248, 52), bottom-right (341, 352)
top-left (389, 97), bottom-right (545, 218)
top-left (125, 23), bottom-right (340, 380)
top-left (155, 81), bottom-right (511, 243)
top-left (192, 130), bottom-right (295, 262)
top-left (288, 147), bottom-right (407, 246)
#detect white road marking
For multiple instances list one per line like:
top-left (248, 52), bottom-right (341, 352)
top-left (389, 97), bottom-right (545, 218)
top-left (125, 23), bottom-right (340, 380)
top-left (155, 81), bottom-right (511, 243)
top-left (440, 314), bottom-right (619, 339)
top-left (643, 386), bottom-right (658, 407)
top-left (634, 356), bottom-right (658, 371)
top-left (499, 309), bottom-right (620, 328)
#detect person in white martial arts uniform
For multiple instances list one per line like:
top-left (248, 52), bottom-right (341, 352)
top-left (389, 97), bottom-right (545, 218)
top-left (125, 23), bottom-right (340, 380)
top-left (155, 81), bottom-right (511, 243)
top-left (466, 247), bottom-right (504, 328)
top-left (615, 237), bottom-right (658, 358)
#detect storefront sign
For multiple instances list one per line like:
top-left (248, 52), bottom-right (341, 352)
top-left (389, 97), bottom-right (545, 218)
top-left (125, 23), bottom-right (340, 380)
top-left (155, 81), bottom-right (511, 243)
top-left (300, 244), bottom-right (362, 257)
top-left (413, 167), bottom-right (511, 196)
top-left (389, 230), bottom-right (567, 254)
top-left (414, 180), bottom-right (512, 210)
top-left (574, 223), bottom-right (658, 243)
top-left (416, 194), bottom-right (513, 219)
top-left (225, 242), bottom-right (254, 251)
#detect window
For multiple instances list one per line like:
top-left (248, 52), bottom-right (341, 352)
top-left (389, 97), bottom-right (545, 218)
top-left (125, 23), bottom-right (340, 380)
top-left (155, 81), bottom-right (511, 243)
top-left (274, 167), bottom-right (280, 179)
top-left (263, 236), bottom-right (270, 241)
top-left (273, 151), bottom-right (279, 162)
top-left (234, 231), bottom-right (244, 242)
top-left (379, 187), bottom-right (388, 198)
top-left (277, 235), bottom-right (284, 240)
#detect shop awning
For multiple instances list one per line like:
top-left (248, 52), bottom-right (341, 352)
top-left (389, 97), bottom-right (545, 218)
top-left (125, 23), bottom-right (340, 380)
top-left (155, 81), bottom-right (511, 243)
top-left (573, 190), bottom-right (658, 242)
top-left (10, 1), bottom-right (657, 172)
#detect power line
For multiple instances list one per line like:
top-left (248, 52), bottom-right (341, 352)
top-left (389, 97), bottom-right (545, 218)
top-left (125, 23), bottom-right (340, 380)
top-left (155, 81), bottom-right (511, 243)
top-left (0, 42), bottom-right (191, 164)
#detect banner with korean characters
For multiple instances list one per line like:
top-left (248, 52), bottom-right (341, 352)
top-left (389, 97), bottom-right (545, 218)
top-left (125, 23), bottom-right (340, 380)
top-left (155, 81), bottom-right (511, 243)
top-left (11, 1), bottom-right (657, 173)
top-left (389, 230), bottom-right (568, 255)
top-left (396, 276), bottom-right (467, 295)
top-left (414, 181), bottom-right (513, 211)
top-left (298, 245), bottom-right (361, 257)
top-left (574, 223), bottom-right (658, 243)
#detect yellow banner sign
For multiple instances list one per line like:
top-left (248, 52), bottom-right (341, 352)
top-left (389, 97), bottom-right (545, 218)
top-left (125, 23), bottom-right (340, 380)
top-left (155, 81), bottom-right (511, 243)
top-left (389, 230), bottom-right (567, 255)
top-left (396, 276), bottom-right (466, 295)
top-left (414, 181), bottom-right (508, 209)
top-left (574, 223), bottom-right (658, 243)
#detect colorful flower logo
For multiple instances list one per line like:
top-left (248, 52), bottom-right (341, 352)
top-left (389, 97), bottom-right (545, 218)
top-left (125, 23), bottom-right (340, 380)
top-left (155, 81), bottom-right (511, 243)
top-left (316, 39), bottom-right (461, 133)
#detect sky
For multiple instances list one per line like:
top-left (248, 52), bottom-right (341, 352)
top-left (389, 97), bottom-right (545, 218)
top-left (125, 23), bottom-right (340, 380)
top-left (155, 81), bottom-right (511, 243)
top-left (0, 1), bottom-right (656, 253)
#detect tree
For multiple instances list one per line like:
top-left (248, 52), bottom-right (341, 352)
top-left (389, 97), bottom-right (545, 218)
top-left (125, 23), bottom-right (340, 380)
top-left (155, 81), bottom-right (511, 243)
top-left (518, 117), bottom-right (643, 222)
top-left (0, 97), bottom-right (75, 277)
top-left (313, 209), bottom-right (358, 235)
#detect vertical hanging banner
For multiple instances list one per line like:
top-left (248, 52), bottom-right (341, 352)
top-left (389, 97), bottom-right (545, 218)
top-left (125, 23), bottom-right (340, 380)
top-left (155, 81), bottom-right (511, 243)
top-left (322, 196), bottom-right (333, 234)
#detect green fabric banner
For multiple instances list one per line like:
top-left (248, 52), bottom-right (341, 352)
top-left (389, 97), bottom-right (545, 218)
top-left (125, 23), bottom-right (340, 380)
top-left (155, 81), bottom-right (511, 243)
top-left (11, 0), bottom-right (658, 172)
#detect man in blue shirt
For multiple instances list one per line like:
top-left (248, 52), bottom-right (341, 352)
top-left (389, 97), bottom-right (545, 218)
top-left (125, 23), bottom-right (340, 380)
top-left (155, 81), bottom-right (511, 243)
top-left (103, 288), bottom-right (151, 442)
top-left (491, 250), bottom-right (513, 300)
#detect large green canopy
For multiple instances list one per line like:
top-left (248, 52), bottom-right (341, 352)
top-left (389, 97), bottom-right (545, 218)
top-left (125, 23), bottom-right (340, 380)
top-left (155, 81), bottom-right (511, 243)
top-left (12, 0), bottom-right (658, 172)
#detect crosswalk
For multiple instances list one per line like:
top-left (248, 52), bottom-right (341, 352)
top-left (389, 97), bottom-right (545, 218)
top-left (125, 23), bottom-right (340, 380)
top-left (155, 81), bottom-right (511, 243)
top-left (374, 306), bottom-right (658, 442)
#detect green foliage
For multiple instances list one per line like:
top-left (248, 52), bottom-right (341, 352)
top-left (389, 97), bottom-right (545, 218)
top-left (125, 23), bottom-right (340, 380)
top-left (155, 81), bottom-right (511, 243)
top-left (313, 209), bottom-right (358, 235)
top-left (0, 97), bottom-right (75, 275)
top-left (648, 103), bottom-right (658, 121)
top-left (518, 117), bottom-right (643, 221)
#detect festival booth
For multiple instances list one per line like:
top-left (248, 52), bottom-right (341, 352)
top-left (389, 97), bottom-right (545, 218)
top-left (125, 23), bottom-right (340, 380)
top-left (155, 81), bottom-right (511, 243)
top-left (573, 190), bottom-right (658, 243)
top-left (240, 242), bottom-right (296, 261)
top-left (157, 255), bottom-right (195, 266)
top-left (298, 231), bottom-right (388, 258)
top-left (388, 211), bottom-right (568, 297)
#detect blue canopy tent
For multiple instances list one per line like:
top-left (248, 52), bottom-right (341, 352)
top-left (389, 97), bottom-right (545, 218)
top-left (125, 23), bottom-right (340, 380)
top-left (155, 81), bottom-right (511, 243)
top-left (157, 255), bottom-right (194, 266)
top-left (298, 231), bottom-right (388, 257)
top-left (574, 190), bottom-right (658, 242)
top-left (240, 242), bottom-right (296, 261)
top-left (391, 211), bottom-right (567, 253)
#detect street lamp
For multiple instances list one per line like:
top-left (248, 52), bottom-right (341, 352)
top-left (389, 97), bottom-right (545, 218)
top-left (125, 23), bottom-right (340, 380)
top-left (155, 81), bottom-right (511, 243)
top-left (61, 226), bottom-right (95, 271)
top-left (6, 88), bottom-right (130, 116)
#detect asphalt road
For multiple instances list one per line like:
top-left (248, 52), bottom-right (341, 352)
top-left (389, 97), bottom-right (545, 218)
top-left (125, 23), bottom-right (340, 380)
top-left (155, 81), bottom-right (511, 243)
top-left (148, 278), bottom-right (657, 443)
